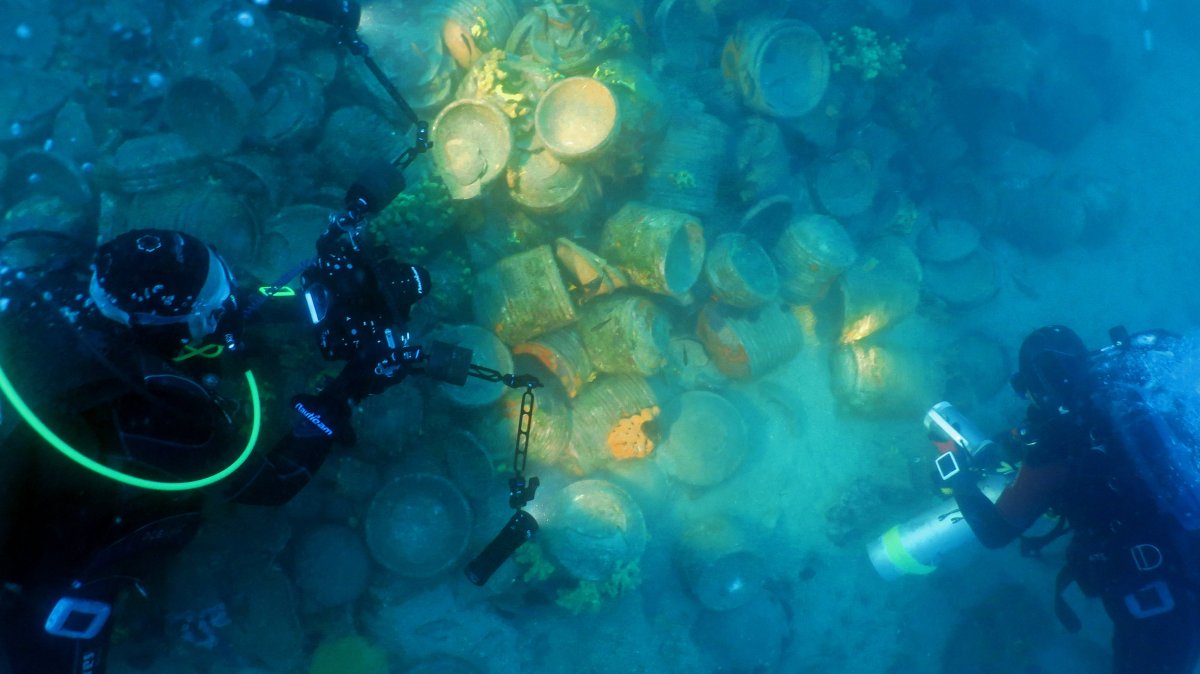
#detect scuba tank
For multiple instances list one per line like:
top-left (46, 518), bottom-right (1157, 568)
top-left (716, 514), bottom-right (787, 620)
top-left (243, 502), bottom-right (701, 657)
top-left (868, 471), bottom-right (1012, 581)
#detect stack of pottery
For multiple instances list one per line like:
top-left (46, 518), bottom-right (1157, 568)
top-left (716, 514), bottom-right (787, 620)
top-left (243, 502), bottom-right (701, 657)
top-left (472, 245), bottom-right (576, 345)
top-left (113, 133), bottom-right (207, 194)
top-left (317, 105), bottom-right (406, 185)
top-left (695, 303), bottom-right (804, 380)
top-left (703, 233), bottom-right (779, 308)
top-left (535, 77), bottom-right (621, 162)
top-left (577, 295), bottom-right (671, 376)
top-left (490, 381), bottom-right (574, 468)
top-left (654, 391), bottom-right (749, 487)
top-left (442, 0), bottom-right (522, 67)
top-left (543, 479), bottom-right (648, 581)
top-left (838, 239), bottom-right (922, 343)
top-left (652, 0), bottom-right (721, 73)
top-left (365, 474), bottom-right (473, 578)
top-left (163, 67), bottom-right (254, 156)
top-left (569, 374), bottom-right (659, 471)
top-left (507, 146), bottom-right (601, 216)
top-left (512, 328), bottom-right (594, 399)
top-left (507, 3), bottom-right (609, 75)
top-left (722, 18), bottom-right (829, 118)
top-left (431, 99), bottom-right (514, 200)
top-left (916, 217), bottom-right (1000, 309)
top-left (643, 110), bottom-right (730, 217)
top-left (771, 213), bottom-right (857, 305)
top-left (813, 148), bottom-right (878, 218)
top-left (600, 201), bottom-right (706, 301)
top-left (830, 339), bottom-right (945, 418)
top-left (252, 67), bottom-right (326, 148)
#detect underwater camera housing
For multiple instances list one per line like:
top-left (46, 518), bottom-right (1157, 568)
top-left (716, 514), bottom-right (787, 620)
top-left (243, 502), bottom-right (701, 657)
top-left (925, 401), bottom-right (996, 481)
top-left (298, 164), bottom-right (473, 386)
top-left (300, 157), bottom-right (420, 361)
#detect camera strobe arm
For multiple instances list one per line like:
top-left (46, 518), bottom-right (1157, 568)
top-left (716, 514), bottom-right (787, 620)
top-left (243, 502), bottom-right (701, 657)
top-left (257, 0), bottom-right (432, 142)
top-left (253, 0), bottom-right (360, 31)
top-left (349, 39), bottom-right (423, 134)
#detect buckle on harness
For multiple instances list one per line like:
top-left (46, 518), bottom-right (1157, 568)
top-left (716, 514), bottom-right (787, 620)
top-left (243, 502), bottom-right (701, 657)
top-left (44, 597), bottom-right (111, 640)
top-left (1131, 543), bottom-right (1164, 572)
top-left (935, 450), bottom-right (961, 481)
top-left (1124, 580), bottom-right (1175, 619)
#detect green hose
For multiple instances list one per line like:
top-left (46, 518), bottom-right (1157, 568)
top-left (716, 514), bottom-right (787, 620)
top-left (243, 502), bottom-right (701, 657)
top-left (0, 364), bottom-right (261, 491)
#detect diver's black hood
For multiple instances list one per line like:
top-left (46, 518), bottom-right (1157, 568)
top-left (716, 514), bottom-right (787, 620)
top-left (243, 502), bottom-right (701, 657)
top-left (93, 230), bottom-right (211, 319)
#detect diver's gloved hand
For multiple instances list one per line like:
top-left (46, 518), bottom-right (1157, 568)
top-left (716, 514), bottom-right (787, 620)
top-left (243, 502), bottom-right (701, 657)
top-left (290, 389), bottom-right (354, 446)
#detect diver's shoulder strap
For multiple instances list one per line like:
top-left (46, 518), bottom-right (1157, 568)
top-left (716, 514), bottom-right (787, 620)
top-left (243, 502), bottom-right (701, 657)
top-left (82, 512), bottom-right (203, 580)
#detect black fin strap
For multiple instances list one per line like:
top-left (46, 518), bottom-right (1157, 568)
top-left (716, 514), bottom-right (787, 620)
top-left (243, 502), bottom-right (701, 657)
top-left (1020, 516), bottom-right (1071, 557)
top-left (1054, 565), bottom-right (1084, 633)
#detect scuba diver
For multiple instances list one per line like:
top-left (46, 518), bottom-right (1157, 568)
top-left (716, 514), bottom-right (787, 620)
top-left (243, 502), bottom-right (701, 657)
top-left (946, 325), bottom-right (1200, 674)
top-left (0, 2), bottom-right (541, 671)
top-left (0, 220), bottom-right (445, 673)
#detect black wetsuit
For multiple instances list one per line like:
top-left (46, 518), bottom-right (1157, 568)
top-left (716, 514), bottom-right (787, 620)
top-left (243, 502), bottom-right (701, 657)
top-left (0, 263), bottom-right (352, 673)
top-left (954, 406), bottom-right (1200, 674)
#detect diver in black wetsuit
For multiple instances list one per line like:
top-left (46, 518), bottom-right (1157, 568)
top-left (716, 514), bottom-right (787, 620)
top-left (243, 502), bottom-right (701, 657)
top-left (949, 326), bottom-right (1200, 674)
top-left (0, 223), bottom-right (438, 673)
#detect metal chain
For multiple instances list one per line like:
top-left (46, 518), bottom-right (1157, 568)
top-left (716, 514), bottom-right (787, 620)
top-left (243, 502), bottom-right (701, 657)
top-left (467, 363), bottom-right (504, 383)
top-left (462, 365), bottom-right (542, 508)
top-left (513, 386), bottom-right (535, 478)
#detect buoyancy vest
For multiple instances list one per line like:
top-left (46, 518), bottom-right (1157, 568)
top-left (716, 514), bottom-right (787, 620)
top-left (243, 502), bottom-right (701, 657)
top-left (1057, 328), bottom-right (1200, 604)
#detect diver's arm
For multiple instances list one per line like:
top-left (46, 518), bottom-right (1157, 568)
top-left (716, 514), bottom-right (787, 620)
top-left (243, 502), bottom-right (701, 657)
top-left (225, 425), bottom-right (338, 507)
top-left (225, 363), bottom-right (365, 506)
top-left (951, 459), bottom-right (1069, 549)
top-left (226, 336), bottom-right (420, 505)
top-left (951, 476), bottom-right (1023, 549)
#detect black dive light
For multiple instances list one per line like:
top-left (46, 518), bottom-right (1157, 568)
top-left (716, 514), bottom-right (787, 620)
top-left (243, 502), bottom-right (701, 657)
top-left (465, 508), bottom-right (539, 586)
